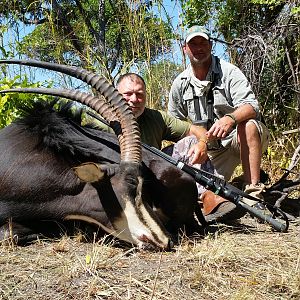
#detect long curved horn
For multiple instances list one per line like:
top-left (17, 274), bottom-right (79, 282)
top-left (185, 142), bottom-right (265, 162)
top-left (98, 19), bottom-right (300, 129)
top-left (0, 87), bottom-right (137, 161)
top-left (0, 59), bottom-right (141, 163)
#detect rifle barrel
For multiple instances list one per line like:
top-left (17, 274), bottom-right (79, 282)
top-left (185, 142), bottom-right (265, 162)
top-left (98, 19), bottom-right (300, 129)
top-left (87, 110), bottom-right (289, 232)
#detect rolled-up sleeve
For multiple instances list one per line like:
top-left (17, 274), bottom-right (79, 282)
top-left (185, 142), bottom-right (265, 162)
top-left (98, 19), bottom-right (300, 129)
top-left (228, 67), bottom-right (260, 116)
top-left (161, 110), bottom-right (191, 142)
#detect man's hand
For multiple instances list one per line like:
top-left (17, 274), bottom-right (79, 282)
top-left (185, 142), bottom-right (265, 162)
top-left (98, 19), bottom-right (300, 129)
top-left (187, 124), bottom-right (210, 164)
top-left (188, 140), bottom-right (208, 164)
top-left (206, 115), bottom-right (235, 139)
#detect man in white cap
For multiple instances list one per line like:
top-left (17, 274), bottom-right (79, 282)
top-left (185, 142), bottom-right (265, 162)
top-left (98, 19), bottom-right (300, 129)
top-left (168, 25), bottom-right (270, 221)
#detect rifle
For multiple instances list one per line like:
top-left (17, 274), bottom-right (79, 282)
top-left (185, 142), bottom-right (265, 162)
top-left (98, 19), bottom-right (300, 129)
top-left (77, 109), bottom-right (289, 232)
top-left (142, 143), bottom-right (289, 232)
top-left (83, 109), bottom-right (288, 232)
top-left (0, 87), bottom-right (289, 232)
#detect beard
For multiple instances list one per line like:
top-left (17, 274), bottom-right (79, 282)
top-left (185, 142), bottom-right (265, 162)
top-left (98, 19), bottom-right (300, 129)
top-left (190, 54), bottom-right (211, 67)
top-left (129, 105), bottom-right (145, 118)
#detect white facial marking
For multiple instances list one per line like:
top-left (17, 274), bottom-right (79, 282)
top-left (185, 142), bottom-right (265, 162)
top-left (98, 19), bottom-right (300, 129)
top-left (112, 197), bottom-right (169, 249)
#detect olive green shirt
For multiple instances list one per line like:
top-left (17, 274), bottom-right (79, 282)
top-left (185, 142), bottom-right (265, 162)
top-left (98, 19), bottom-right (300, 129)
top-left (136, 107), bottom-right (191, 149)
top-left (54, 100), bottom-right (190, 149)
top-left (87, 107), bottom-right (191, 149)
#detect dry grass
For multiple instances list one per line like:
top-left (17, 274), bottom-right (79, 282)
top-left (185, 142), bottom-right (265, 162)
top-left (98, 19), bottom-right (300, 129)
top-left (0, 217), bottom-right (299, 300)
top-left (1, 138), bottom-right (299, 300)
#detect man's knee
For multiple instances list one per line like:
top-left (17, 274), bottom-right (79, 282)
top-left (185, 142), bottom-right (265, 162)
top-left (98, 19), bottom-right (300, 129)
top-left (237, 119), bottom-right (269, 151)
top-left (237, 119), bottom-right (259, 137)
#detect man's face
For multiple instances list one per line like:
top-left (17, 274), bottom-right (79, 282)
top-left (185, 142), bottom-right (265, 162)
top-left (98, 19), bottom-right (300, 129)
top-left (184, 36), bottom-right (212, 66)
top-left (117, 77), bottom-right (146, 118)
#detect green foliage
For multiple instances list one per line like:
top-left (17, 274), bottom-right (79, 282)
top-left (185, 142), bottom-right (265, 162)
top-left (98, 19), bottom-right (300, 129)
top-left (250, 0), bottom-right (286, 6)
top-left (292, 6), bottom-right (300, 15)
top-left (180, 0), bottom-right (248, 40)
top-left (262, 133), bottom-right (299, 181)
top-left (180, 0), bottom-right (288, 40)
top-left (0, 1), bottom-right (177, 127)
top-left (17, 23), bottom-right (79, 64)
top-left (142, 61), bottom-right (184, 110)
top-left (0, 76), bottom-right (51, 128)
top-left (1, 0), bottom-right (174, 80)
top-left (1, 0), bottom-right (298, 138)
top-left (180, 0), bottom-right (213, 27)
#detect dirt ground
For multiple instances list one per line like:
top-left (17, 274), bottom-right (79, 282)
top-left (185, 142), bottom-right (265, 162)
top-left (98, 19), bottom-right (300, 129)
top-left (0, 215), bottom-right (299, 300)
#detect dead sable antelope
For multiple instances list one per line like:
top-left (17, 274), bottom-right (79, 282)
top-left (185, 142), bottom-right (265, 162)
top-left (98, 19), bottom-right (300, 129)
top-left (0, 60), bottom-right (204, 250)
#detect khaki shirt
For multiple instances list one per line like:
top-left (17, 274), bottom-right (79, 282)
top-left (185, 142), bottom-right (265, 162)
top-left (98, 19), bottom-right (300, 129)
top-left (168, 56), bottom-right (261, 122)
top-left (168, 56), bottom-right (262, 148)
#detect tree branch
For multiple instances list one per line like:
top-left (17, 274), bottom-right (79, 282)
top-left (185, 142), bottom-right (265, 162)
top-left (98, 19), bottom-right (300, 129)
top-left (51, 0), bottom-right (84, 61)
top-left (74, 0), bottom-right (105, 55)
top-left (21, 18), bottom-right (47, 25)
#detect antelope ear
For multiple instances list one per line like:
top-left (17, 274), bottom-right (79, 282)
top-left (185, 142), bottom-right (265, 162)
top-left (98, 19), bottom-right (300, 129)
top-left (73, 162), bottom-right (105, 182)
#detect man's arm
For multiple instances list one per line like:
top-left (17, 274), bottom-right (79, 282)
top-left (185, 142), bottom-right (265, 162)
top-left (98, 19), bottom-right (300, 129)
top-left (206, 103), bottom-right (256, 139)
top-left (228, 67), bottom-right (260, 115)
top-left (185, 103), bottom-right (257, 164)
